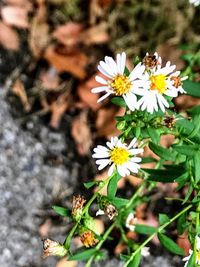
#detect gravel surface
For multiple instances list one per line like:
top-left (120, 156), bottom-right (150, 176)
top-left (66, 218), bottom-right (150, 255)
top-left (0, 87), bottom-right (182, 267)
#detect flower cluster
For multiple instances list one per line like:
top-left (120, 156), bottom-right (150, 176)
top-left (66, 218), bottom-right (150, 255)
top-left (92, 52), bottom-right (187, 114)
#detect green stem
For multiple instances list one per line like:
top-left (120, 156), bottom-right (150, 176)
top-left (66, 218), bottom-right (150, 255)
top-left (85, 221), bottom-right (117, 267)
top-left (123, 204), bottom-right (192, 267)
top-left (63, 173), bottom-right (115, 249)
top-left (85, 181), bottom-right (147, 267)
top-left (194, 202), bottom-right (200, 266)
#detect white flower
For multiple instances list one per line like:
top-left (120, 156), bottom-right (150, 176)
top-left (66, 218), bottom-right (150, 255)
top-left (141, 247), bottom-right (150, 257)
top-left (91, 52), bottom-right (147, 111)
top-left (92, 136), bottom-right (143, 177)
top-left (96, 209), bottom-right (105, 216)
top-left (135, 53), bottom-right (187, 113)
top-left (189, 0), bottom-right (200, 6)
top-left (126, 212), bottom-right (137, 231)
top-left (169, 71), bottom-right (188, 94)
top-left (183, 236), bottom-right (200, 266)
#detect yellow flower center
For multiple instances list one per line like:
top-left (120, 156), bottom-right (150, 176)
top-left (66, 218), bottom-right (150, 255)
top-left (111, 75), bottom-right (132, 95)
top-left (197, 251), bottom-right (200, 264)
top-left (110, 147), bottom-right (130, 165)
top-left (150, 74), bottom-right (166, 94)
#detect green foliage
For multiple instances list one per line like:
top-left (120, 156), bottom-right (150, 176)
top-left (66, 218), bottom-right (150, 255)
top-left (52, 205), bottom-right (71, 217)
top-left (158, 233), bottom-right (184, 256)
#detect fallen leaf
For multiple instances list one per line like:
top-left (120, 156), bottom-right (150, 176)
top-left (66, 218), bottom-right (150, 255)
top-left (80, 22), bottom-right (109, 45)
top-left (1, 5), bottom-right (29, 28)
top-left (0, 21), bottom-right (20, 50)
top-left (71, 111), bottom-right (92, 155)
top-left (49, 92), bottom-right (69, 128)
top-left (56, 258), bottom-right (77, 267)
top-left (53, 22), bottom-right (83, 47)
top-left (44, 45), bottom-right (88, 79)
top-left (5, 0), bottom-right (33, 11)
top-left (96, 107), bottom-right (125, 138)
top-left (125, 175), bottom-right (142, 187)
top-left (77, 73), bottom-right (102, 111)
top-left (39, 67), bottom-right (60, 90)
top-left (175, 95), bottom-right (200, 111)
top-left (11, 79), bottom-right (31, 112)
top-left (177, 233), bottom-right (191, 255)
top-left (94, 219), bottom-right (104, 235)
top-left (39, 219), bottom-right (52, 237)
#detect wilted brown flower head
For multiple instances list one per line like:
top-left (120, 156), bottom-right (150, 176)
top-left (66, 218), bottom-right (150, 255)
top-left (80, 230), bottom-right (99, 247)
top-left (170, 76), bottom-right (182, 88)
top-left (42, 238), bottom-right (67, 259)
top-left (163, 115), bottom-right (176, 129)
top-left (105, 204), bottom-right (118, 220)
top-left (72, 195), bottom-right (86, 220)
top-left (142, 54), bottom-right (158, 69)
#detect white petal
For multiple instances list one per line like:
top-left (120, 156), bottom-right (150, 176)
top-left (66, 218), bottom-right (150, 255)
top-left (91, 86), bottom-right (108, 93)
top-left (129, 63), bottom-right (145, 81)
top-left (97, 65), bottom-right (113, 78)
top-left (120, 52), bottom-right (126, 74)
top-left (97, 92), bottom-right (112, 103)
top-left (128, 138), bottom-right (137, 149)
top-left (95, 75), bottom-right (108, 85)
top-left (99, 61), bottom-right (115, 77)
top-left (108, 163), bottom-right (115, 176)
top-left (117, 165), bottom-right (127, 177)
top-left (96, 159), bottom-right (110, 170)
top-left (130, 157), bottom-right (142, 163)
top-left (129, 148), bottom-right (144, 155)
top-left (123, 93), bottom-right (138, 111)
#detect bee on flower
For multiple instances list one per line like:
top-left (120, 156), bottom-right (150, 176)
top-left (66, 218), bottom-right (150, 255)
top-left (134, 52), bottom-right (187, 113)
top-left (92, 136), bottom-right (143, 177)
top-left (183, 236), bottom-right (200, 266)
top-left (91, 52), bottom-right (147, 111)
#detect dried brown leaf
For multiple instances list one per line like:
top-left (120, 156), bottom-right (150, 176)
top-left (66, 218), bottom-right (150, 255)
top-left (49, 93), bottom-right (69, 128)
top-left (1, 5), bottom-right (29, 28)
top-left (11, 79), bottom-right (31, 112)
top-left (5, 0), bottom-right (33, 11)
top-left (44, 45), bottom-right (88, 79)
top-left (80, 22), bottom-right (109, 45)
top-left (71, 111), bottom-right (92, 156)
top-left (56, 258), bottom-right (77, 267)
top-left (0, 21), bottom-right (20, 50)
top-left (39, 68), bottom-right (60, 90)
top-left (39, 219), bottom-right (52, 238)
top-left (53, 22), bottom-right (83, 47)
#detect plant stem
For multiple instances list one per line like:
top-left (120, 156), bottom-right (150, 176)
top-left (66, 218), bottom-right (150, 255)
top-left (194, 201), bottom-right (200, 266)
top-left (123, 204), bottom-right (192, 267)
top-left (85, 181), bottom-right (147, 267)
top-left (85, 221), bottom-right (117, 267)
top-left (63, 173), bottom-right (115, 249)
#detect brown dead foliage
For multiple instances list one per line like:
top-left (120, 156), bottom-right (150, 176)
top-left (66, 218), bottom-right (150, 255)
top-left (0, 21), bottom-right (20, 50)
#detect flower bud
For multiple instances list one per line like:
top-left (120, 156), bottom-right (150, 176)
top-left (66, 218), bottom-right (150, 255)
top-left (42, 238), bottom-right (67, 259)
top-left (71, 195), bottom-right (86, 221)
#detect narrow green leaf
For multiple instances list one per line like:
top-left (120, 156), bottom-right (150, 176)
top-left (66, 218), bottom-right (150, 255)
top-left (107, 172), bottom-right (121, 198)
top-left (194, 151), bottom-right (200, 183)
top-left (143, 168), bottom-right (186, 183)
top-left (185, 251), bottom-right (195, 267)
top-left (111, 97), bottom-right (126, 107)
top-left (135, 224), bottom-right (157, 235)
top-left (187, 105), bottom-right (200, 116)
top-left (107, 196), bottom-right (129, 208)
top-left (127, 250), bottom-right (141, 267)
top-left (177, 212), bottom-right (188, 235)
top-left (149, 142), bottom-right (176, 161)
top-left (158, 233), bottom-right (184, 256)
top-left (173, 145), bottom-right (199, 156)
top-left (83, 181), bottom-right (97, 189)
top-left (147, 128), bottom-right (160, 144)
top-left (68, 248), bottom-right (97, 261)
top-left (159, 214), bottom-right (170, 226)
top-left (120, 254), bottom-right (130, 261)
top-left (52, 205), bottom-right (71, 217)
top-left (183, 183), bottom-right (193, 204)
top-left (183, 80), bottom-right (200, 98)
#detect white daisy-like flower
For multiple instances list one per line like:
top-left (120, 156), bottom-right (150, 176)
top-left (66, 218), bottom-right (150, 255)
top-left (169, 71), bottom-right (188, 94)
top-left (91, 52), bottom-right (147, 111)
top-left (92, 136), bottom-right (143, 177)
top-left (126, 212), bottom-right (137, 231)
top-left (189, 0), bottom-right (200, 6)
top-left (183, 236), bottom-right (200, 267)
top-left (135, 53), bottom-right (187, 113)
top-left (141, 247), bottom-right (150, 257)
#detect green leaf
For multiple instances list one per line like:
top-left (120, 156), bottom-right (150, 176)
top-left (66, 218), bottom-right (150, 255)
top-left (111, 97), bottom-right (126, 107)
top-left (107, 196), bottom-right (129, 208)
top-left (149, 142), bottom-right (176, 161)
top-left (141, 157), bottom-right (157, 164)
top-left (83, 181), bottom-right (97, 189)
top-left (173, 145), bottom-right (199, 156)
top-left (107, 172), bottom-right (121, 198)
top-left (185, 251), bottom-right (195, 267)
top-left (68, 248), bottom-right (97, 261)
top-left (124, 66), bottom-right (130, 76)
top-left (143, 168), bottom-right (186, 183)
top-left (52, 205), bottom-right (71, 217)
top-left (120, 254), bottom-right (130, 261)
top-left (159, 214), bottom-right (170, 225)
top-left (158, 233), bottom-right (184, 256)
top-left (183, 183), bottom-right (193, 204)
top-left (187, 105), bottom-right (200, 116)
top-left (135, 224), bottom-right (157, 235)
top-left (194, 151), bottom-right (200, 183)
top-left (147, 128), bottom-right (160, 144)
top-left (127, 250), bottom-right (141, 267)
top-left (183, 80), bottom-right (200, 98)
top-left (177, 212), bottom-right (188, 235)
